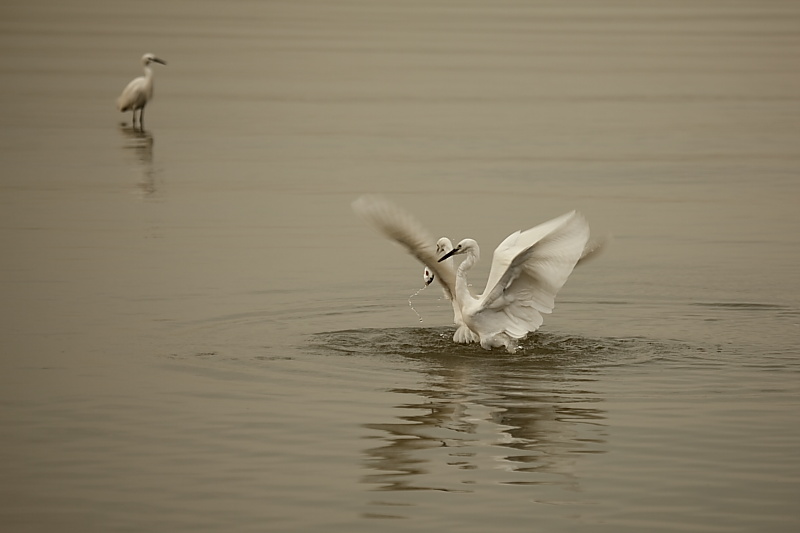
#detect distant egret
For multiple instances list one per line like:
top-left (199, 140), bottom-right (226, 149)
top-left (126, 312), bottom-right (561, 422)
top-left (117, 53), bottom-right (167, 128)
top-left (352, 195), bottom-right (604, 353)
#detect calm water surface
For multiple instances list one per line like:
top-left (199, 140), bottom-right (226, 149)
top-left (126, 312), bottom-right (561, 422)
top-left (1, 1), bottom-right (799, 532)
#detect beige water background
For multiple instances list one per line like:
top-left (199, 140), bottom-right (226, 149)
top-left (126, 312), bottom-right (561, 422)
top-left (1, 1), bottom-right (799, 531)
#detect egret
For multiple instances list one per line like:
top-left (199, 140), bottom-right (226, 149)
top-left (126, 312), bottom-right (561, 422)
top-left (426, 232), bottom-right (604, 345)
top-left (117, 53), bottom-right (167, 128)
top-left (437, 209), bottom-right (590, 352)
top-left (434, 236), bottom-right (480, 343)
top-left (352, 195), bottom-right (604, 353)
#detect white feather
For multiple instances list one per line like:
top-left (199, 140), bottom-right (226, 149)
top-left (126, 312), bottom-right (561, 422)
top-left (352, 195), bottom-right (478, 342)
top-left (441, 211), bottom-right (591, 353)
top-left (352, 195), bottom-right (456, 299)
top-left (117, 53), bottom-right (166, 126)
top-left (354, 195), bottom-right (600, 352)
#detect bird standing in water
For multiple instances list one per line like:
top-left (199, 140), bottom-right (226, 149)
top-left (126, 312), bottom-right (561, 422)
top-left (117, 53), bottom-right (167, 129)
top-left (437, 210), bottom-right (589, 353)
top-left (353, 195), bottom-right (604, 353)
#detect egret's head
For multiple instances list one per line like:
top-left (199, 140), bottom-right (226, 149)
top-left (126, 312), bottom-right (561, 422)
top-left (142, 53), bottom-right (167, 66)
top-left (423, 267), bottom-right (435, 286)
top-left (438, 238), bottom-right (479, 262)
top-left (435, 237), bottom-right (453, 259)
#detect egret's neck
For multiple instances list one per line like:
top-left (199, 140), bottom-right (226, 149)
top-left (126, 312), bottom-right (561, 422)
top-left (455, 250), bottom-right (479, 302)
top-left (143, 65), bottom-right (154, 79)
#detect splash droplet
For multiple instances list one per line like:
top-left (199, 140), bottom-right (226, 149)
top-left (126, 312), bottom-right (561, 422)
top-left (408, 282), bottom-right (429, 323)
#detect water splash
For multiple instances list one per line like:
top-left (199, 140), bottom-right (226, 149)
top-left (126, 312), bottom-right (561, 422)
top-left (408, 267), bottom-right (435, 322)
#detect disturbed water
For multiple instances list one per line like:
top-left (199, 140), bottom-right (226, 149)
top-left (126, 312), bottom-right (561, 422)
top-left (1, 1), bottom-right (799, 532)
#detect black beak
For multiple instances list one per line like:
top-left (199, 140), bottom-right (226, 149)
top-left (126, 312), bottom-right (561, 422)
top-left (438, 249), bottom-right (457, 262)
top-left (153, 58), bottom-right (167, 65)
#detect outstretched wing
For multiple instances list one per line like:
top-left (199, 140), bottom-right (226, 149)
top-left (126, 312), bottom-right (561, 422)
top-left (576, 234), bottom-right (610, 267)
top-left (352, 195), bottom-right (457, 300)
top-left (476, 211), bottom-right (590, 337)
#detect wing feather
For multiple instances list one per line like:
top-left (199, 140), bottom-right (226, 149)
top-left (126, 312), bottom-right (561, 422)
top-left (476, 211), bottom-right (590, 336)
top-left (352, 195), bottom-right (457, 300)
top-left (117, 77), bottom-right (147, 112)
top-left (576, 234), bottom-right (610, 267)
top-left (481, 211), bottom-right (579, 299)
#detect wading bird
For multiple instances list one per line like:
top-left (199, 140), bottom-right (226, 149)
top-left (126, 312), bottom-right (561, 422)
top-left (432, 237), bottom-right (480, 343)
top-left (117, 53), bottom-right (167, 129)
top-left (352, 195), bottom-right (604, 353)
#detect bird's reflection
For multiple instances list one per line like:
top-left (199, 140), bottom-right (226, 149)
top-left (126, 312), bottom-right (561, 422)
top-left (331, 329), bottom-right (611, 500)
top-left (119, 124), bottom-right (159, 198)
top-left (362, 362), bottom-right (606, 494)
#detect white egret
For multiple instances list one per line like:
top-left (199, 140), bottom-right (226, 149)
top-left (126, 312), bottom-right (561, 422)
top-left (117, 53), bottom-right (167, 128)
top-left (352, 195), bottom-right (601, 353)
top-left (438, 210), bottom-right (589, 353)
top-left (425, 232), bottom-right (605, 344)
top-left (434, 237), bottom-right (480, 343)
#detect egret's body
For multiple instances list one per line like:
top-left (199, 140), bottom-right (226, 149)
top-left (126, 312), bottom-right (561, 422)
top-left (117, 53), bottom-right (166, 128)
top-left (434, 237), bottom-right (480, 343)
top-left (352, 195), bottom-right (601, 353)
top-left (439, 210), bottom-right (589, 352)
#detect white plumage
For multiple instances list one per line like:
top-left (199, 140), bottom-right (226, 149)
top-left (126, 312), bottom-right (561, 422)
top-left (117, 53), bottom-right (167, 128)
top-left (352, 195), bottom-right (604, 353)
top-left (438, 211), bottom-right (588, 352)
top-left (434, 236), bottom-right (480, 344)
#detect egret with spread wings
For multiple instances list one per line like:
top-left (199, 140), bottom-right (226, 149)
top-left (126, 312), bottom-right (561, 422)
top-left (352, 195), bottom-right (600, 353)
top-left (437, 210), bottom-right (590, 352)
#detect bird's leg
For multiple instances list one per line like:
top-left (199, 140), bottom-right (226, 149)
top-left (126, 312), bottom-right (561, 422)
top-left (139, 107), bottom-right (145, 130)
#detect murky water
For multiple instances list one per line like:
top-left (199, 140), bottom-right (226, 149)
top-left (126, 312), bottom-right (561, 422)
top-left (2, 1), bottom-right (799, 531)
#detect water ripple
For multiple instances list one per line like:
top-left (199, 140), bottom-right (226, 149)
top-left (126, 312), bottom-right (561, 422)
top-left (308, 327), bottom-right (697, 369)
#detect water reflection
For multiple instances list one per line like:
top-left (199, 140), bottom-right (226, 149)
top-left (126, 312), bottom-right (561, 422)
top-left (362, 354), bottom-right (606, 495)
top-left (118, 125), bottom-right (159, 198)
top-left (312, 329), bottom-right (610, 498)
